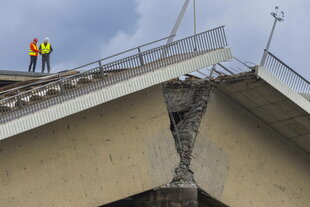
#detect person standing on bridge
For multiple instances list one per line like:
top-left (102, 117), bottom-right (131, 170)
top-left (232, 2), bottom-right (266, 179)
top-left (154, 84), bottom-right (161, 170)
top-left (28, 38), bottom-right (40, 72)
top-left (39, 37), bottom-right (53, 73)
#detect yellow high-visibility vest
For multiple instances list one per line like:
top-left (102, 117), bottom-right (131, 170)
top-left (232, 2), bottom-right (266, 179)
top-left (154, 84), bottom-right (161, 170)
top-left (29, 43), bottom-right (38, 56)
top-left (41, 43), bottom-right (51, 54)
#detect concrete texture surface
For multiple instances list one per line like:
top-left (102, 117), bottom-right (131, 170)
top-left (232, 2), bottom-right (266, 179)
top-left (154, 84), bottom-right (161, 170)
top-left (192, 88), bottom-right (310, 207)
top-left (0, 85), bottom-right (178, 207)
top-left (218, 78), bottom-right (310, 153)
top-left (257, 66), bottom-right (310, 114)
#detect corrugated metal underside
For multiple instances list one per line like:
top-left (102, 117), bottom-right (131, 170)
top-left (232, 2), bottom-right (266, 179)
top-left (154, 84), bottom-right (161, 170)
top-left (0, 48), bottom-right (232, 140)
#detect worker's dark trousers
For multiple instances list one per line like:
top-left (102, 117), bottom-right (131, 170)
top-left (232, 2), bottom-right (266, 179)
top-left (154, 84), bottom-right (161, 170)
top-left (28, 56), bottom-right (37, 72)
top-left (42, 55), bottom-right (51, 73)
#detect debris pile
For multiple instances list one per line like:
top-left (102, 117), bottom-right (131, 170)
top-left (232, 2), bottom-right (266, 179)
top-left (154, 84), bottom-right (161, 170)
top-left (163, 79), bottom-right (212, 186)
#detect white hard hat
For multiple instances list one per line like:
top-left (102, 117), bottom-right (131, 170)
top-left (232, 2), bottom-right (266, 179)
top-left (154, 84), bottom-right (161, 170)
top-left (44, 37), bottom-right (50, 42)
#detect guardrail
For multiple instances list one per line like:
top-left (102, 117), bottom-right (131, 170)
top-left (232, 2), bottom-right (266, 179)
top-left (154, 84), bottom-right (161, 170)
top-left (264, 51), bottom-right (309, 96)
top-left (0, 35), bottom-right (176, 96)
top-left (0, 26), bottom-right (228, 124)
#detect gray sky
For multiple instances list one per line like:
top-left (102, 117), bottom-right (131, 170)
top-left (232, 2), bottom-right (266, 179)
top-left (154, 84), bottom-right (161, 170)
top-left (0, 0), bottom-right (309, 80)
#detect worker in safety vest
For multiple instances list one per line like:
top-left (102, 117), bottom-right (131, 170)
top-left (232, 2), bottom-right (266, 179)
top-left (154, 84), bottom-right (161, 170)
top-left (39, 37), bottom-right (53, 73)
top-left (28, 38), bottom-right (40, 72)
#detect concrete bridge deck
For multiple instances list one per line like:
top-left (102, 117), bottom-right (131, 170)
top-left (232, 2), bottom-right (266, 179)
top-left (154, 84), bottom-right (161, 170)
top-left (0, 70), bottom-right (50, 87)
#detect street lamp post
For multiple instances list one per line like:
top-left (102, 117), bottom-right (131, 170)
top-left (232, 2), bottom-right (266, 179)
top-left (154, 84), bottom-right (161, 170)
top-left (260, 6), bottom-right (284, 67)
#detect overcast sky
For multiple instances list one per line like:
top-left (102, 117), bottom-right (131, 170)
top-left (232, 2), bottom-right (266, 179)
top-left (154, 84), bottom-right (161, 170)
top-left (0, 0), bottom-right (309, 80)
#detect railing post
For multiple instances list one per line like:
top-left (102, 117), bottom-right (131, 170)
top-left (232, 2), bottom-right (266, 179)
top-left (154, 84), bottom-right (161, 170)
top-left (137, 47), bottom-right (144, 66)
top-left (58, 75), bottom-right (64, 93)
top-left (99, 61), bottom-right (104, 75)
top-left (16, 89), bottom-right (22, 108)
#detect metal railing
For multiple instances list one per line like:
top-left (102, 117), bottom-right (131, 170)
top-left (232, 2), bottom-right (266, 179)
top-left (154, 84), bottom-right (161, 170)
top-left (68, 34), bottom-right (177, 72)
top-left (264, 51), bottom-right (309, 97)
top-left (0, 34), bottom-right (176, 96)
top-left (0, 26), bottom-right (228, 124)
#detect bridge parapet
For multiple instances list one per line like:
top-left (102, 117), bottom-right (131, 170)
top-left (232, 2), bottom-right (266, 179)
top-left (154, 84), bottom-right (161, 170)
top-left (262, 51), bottom-right (309, 100)
top-left (258, 52), bottom-right (310, 114)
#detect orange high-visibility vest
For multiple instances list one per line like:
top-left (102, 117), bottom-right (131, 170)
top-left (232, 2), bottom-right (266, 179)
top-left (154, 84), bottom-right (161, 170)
top-left (29, 43), bottom-right (38, 56)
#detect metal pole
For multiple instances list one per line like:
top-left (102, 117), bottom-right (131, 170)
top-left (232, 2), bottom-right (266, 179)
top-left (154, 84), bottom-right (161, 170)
top-left (260, 18), bottom-right (277, 66)
top-left (166, 0), bottom-right (191, 44)
top-left (260, 7), bottom-right (284, 67)
top-left (193, 0), bottom-right (197, 35)
top-left (99, 60), bottom-right (104, 76)
top-left (193, 0), bottom-right (198, 51)
top-left (209, 65), bottom-right (216, 78)
top-left (137, 47), bottom-right (144, 66)
top-left (265, 17), bottom-right (277, 54)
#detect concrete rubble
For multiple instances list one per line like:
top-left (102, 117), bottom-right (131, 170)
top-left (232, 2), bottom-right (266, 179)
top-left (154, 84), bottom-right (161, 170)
top-left (162, 78), bottom-right (212, 187)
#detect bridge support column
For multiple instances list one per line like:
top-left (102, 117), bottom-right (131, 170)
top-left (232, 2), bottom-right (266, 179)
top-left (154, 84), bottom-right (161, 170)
top-left (135, 188), bottom-right (198, 207)
top-left (104, 187), bottom-right (199, 207)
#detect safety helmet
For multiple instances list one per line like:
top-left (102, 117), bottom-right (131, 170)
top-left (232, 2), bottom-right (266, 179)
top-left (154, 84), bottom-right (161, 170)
top-left (44, 37), bottom-right (49, 43)
top-left (33, 38), bottom-right (38, 42)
